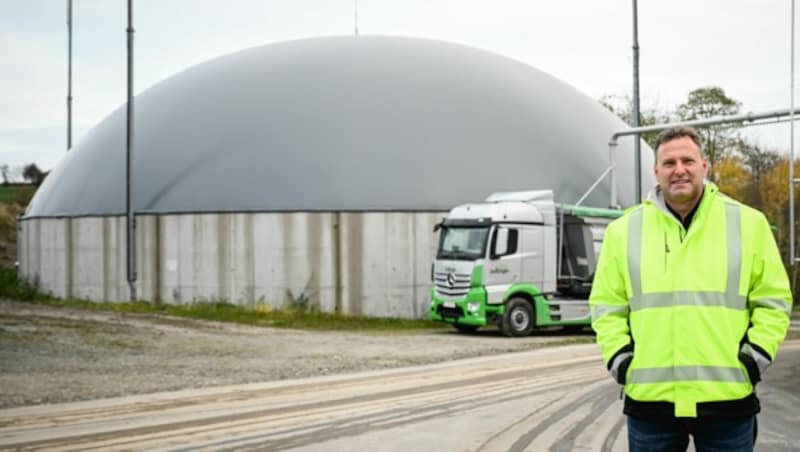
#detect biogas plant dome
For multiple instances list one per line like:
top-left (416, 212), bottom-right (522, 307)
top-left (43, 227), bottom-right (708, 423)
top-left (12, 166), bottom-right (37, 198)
top-left (28, 36), bottom-right (652, 217)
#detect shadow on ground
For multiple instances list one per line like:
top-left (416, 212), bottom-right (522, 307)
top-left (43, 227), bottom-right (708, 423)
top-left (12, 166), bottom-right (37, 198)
top-left (431, 325), bottom-right (596, 338)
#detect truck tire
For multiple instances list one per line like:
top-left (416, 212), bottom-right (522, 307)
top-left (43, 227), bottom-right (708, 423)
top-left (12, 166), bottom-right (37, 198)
top-left (501, 298), bottom-right (534, 337)
top-left (454, 324), bottom-right (479, 334)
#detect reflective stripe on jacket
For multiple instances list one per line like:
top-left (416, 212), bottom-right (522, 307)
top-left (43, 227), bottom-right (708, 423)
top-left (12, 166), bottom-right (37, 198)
top-left (590, 182), bottom-right (792, 418)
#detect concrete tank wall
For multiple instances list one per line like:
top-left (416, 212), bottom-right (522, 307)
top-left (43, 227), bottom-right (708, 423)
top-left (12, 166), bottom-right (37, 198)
top-left (18, 211), bottom-right (445, 318)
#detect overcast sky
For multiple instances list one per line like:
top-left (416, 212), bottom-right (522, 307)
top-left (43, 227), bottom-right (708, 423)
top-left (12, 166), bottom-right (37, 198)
top-left (1, 0), bottom-right (797, 172)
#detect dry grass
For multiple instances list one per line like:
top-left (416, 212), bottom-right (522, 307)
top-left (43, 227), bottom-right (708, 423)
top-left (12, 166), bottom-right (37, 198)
top-left (0, 203), bottom-right (24, 268)
top-left (0, 184), bottom-right (34, 268)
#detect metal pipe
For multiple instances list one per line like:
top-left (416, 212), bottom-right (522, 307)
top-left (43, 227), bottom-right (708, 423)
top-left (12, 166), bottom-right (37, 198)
top-left (67, 0), bottom-right (72, 150)
top-left (611, 107), bottom-right (800, 141)
top-left (632, 0), bottom-right (641, 203)
top-left (733, 116), bottom-right (800, 127)
top-left (126, 0), bottom-right (137, 301)
top-left (608, 107), bottom-right (800, 208)
top-left (556, 209), bottom-right (565, 280)
top-left (609, 140), bottom-right (618, 208)
top-left (789, 0), bottom-right (797, 266)
top-left (334, 211), bottom-right (342, 313)
top-left (354, 0), bottom-right (359, 36)
top-left (574, 165), bottom-right (614, 207)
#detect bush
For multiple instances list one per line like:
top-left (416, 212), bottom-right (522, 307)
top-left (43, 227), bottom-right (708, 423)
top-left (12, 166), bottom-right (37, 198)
top-left (0, 266), bottom-right (44, 301)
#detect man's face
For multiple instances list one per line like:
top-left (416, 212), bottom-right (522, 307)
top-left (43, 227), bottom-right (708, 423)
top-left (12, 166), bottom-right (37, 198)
top-left (654, 136), bottom-right (708, 206)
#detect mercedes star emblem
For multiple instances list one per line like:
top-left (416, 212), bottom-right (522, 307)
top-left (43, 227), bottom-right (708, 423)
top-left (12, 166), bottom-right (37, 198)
top-left (447, 272), bottom-right (457, 288)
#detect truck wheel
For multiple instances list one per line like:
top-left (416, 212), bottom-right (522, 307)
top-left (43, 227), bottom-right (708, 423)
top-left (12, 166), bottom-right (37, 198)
top-left (501, 298), bottom-right (534, 337)
top-left (454, 324), bottom-right (479, 334)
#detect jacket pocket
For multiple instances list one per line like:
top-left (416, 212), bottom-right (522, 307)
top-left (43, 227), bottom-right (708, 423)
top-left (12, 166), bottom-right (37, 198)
top-left (617, 355), bottom-right (633, 385)
top-left (738, 352), bottom-right (761, 385)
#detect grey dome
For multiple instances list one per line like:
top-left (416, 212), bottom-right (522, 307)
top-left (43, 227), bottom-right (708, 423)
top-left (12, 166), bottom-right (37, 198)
top-left (27, 36), bottom-right (653, 217)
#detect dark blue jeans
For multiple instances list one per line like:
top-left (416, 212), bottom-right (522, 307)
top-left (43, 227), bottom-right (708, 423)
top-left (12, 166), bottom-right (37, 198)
top-left (627, 415), bottom-right (756, 452)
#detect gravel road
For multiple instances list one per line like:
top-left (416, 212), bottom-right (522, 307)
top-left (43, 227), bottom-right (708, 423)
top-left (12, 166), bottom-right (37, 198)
top-left (0, 299), bottom-right (593, 409)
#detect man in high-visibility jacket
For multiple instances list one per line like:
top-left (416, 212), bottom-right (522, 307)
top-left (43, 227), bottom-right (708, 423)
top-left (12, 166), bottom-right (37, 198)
top-left (590, 126), bottom-right (792, 452)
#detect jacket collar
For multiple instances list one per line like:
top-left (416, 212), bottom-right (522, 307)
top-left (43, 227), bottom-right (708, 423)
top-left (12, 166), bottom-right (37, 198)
top-left (644, 181), bottom-right (718, 222)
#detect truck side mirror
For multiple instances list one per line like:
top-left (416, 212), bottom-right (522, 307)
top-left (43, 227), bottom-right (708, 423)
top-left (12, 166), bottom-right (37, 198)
top-left (493, 227), bottom-right (508, 258)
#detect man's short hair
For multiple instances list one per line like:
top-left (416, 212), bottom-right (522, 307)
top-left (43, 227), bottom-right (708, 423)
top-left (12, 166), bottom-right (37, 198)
top-left (653, 126), bottom-right (703, 155)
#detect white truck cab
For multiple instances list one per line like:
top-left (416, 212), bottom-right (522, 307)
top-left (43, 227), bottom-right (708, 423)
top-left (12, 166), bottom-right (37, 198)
top-left (429, 190), bottom-right (621, 336)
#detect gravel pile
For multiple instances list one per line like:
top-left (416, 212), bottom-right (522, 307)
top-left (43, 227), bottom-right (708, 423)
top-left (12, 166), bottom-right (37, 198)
top-left (0, 300), bottom-right (593, 408)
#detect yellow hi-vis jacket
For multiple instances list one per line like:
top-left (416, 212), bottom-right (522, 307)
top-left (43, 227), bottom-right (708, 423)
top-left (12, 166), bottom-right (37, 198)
top-left (590, 183), bottom-right (792, 418)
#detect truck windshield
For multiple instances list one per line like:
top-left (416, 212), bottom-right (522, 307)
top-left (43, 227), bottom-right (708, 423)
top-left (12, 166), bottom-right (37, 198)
top-left (437, 226), bottom-right (489, 260)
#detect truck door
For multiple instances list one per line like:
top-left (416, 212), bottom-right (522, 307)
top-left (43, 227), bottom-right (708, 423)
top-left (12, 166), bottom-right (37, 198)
top-left (519, 226), bottom-right (545, 290)
top-left (484, 226), bottom-right (522, 305)
top-left (559, 215), bottom-right (612, 296)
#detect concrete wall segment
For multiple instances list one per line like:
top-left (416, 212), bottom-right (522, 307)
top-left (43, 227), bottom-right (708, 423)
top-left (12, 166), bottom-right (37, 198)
top-left (18, 211), bottom-right (446, 318)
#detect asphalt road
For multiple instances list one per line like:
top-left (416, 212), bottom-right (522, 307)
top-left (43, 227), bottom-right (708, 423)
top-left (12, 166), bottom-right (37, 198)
top-left (0, 341), bottom-right (797, 451)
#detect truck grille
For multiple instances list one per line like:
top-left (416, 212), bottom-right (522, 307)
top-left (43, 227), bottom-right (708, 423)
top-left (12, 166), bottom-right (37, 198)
top-left (434, 272), bottom-right (471, 298)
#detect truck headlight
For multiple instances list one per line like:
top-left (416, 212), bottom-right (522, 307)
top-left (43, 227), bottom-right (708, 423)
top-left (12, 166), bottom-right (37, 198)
top-left (467, 302), bottom-right (480, 314)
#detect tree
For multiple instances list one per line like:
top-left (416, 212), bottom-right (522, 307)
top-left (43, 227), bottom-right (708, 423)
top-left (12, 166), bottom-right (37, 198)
top-left (733, 139), bottom-right (780, 183)
top-left (22, 163), bottom-right (46, 186)
top-left (730, 138), bottom-right (781, 207)
top-left (599, 94), bottom-right (672, 149)
top-left (0, 165), bottom-right (8, 185)
top-left (676, 87), bottom-right (742, 172)
top-left (714, 156), bottom-right (751, 203)
top-left (756, 158), bottom-right (800, 263)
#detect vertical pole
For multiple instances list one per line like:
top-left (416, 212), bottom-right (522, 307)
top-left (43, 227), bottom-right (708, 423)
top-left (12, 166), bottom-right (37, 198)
top-left (126, 0), bottom-right (137, 300)
top-left (791, 0), bottom-right (796, 265)
top-left (334, 211), bottom-right (342, 312)
top-left (67, 0), bottom-right (72, 150)
top-left (354, 0), bottom-right (359, 35)
top-left (609, 140), bottom-right (618, 208)
top-left (632, 0), bottom-right (642, 203)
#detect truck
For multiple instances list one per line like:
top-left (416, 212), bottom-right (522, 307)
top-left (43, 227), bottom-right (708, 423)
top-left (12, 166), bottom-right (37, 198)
top-left (429, 190), bottom-right (622, 336)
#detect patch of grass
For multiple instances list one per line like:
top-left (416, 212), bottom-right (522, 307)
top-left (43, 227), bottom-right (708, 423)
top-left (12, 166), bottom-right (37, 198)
top-left (0, 187), bottom-right (16, 204)
top-left (168, 303), bottom-right (442, 331)
top-left (0, 185), bottom-right (35, 206)
top-left (0, 266), bottom-right (442, 332)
